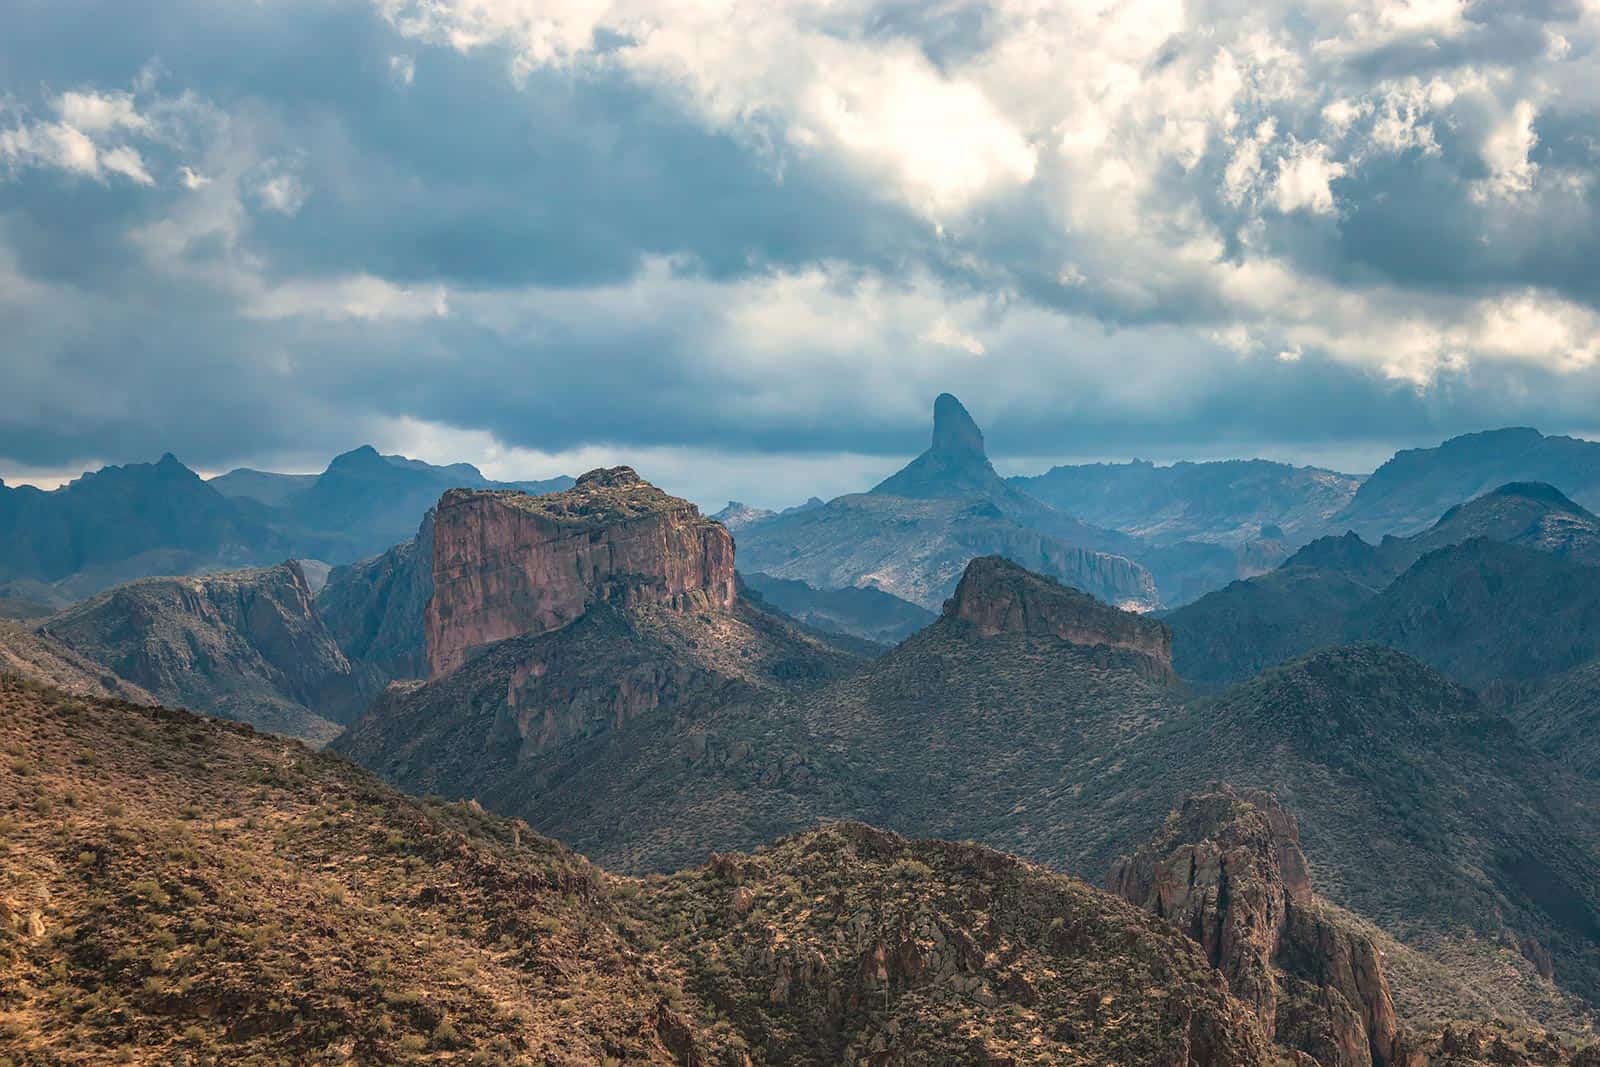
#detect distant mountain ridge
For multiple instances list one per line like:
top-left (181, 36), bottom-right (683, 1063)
top-left (1012, 456), bottom-right (1362, 546)
top-left (1168, 481), bottom-right (1600, 687)
top-left (0, 446), bottom-right (573, 602)
top-left (737, 395), bottom-right (1162, 609)
top-left (1333, 427), bottom-right (1600, 538)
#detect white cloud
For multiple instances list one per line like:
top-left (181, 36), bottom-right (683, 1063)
top-left (389, 54), bottom-right (416, 85)
top-left (924, 319), bottom-right (987, 357)
top-left (1272, 140), bottom-right (1346, 214)
top-left (1479, 100), bottom-right (1540, 199)
top-left (54, 90), bottom-right (148, 134)
top-left (247, 275), bottom-right (450, 321)
top-left (255, 170), bottom-right (308, 215)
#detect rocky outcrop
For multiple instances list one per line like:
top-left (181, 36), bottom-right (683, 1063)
top-left (316, 511), bottom-right (434, 713)
top-left (38, 561), bottom-right (353, 744)
top-left (1109, 787), bottom-right (1400, 1067)
top-left (425, 467), bottom-right (736, 678)
top-left (943, 555), bottom-right (1172, 673)
top-left (651, 822), bottom-right (1273, 1066)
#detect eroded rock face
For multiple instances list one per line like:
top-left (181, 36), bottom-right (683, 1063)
top-left (426, 467), bottom-right (736, 678)
top-left (38, 561), bottom-right (353, 744)
top-left (1109, 786), bottom-right (1399, 1067)
top-left (943, 554), bottom-right (1172, 673)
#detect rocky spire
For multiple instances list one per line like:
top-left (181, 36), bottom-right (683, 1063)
top-left (931, 392), bottom-right (985, 457)
top-left (870, 393), bottom-right (1011, 500)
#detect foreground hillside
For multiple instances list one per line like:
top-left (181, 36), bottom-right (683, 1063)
top-left (0, 675), bottom-right (1279, 1065)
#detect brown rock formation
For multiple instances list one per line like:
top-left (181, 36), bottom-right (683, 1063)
top-left (1109, 786), bottom-right (1400, 1067)
top-left (425, 467), bottom-right (736, 678)
top-left (943, 554), bottom-right (1173, 673)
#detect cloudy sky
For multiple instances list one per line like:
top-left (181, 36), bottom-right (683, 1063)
top-left (4, 0), bottom-right (1600, 508)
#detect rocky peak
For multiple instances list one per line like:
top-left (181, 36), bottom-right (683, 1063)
top-left (1109, 786), bottom-right (1400, 1067)
top-left (942, 555), bottom-right (1172, 672)
top-left (425, 468), bottom-right (736, 677)
top-left (325, 444), bottom-right (387, 472)
top-left (870, 393), bottom-right (1014, 500)
top-left (931, 392), bottom-right (985, 457)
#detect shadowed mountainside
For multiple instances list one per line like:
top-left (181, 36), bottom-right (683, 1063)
top-left (1167, 484), bottom-right (1600, 688)
top-left (739, 571), bottom-right (935, 647)
top-left (37, 562), bottom-right (356, 745)
top-left (1333, 429), bottom-right (1600, 540)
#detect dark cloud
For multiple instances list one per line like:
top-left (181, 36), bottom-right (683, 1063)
top-left (3, 0), bottom-right (1600, 496)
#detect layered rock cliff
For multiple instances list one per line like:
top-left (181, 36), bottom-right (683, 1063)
top-left (425, 467), bottom-right (736, 678)
top-left (1109, 787), bottom-right (1401, 1067)
top-left (944, 554), bottom-right (1173, 673)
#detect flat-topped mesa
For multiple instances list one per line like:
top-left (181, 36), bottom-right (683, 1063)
top-left (942, 555), bottom-right (1172, 672)
top-left (425, 466), bottom-right (736, 678)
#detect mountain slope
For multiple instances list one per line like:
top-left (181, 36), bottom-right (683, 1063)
top-left (1386, 481), bottom-right (1600, 570)
top-left (0, 674), bottom-right (1274, 1065)
top-left (315, 512), bottom-right (433, 709)
top-left (1362, 539), bottom-right (1600, 686)
top-left (0, 621), bottom-right (155, 703)
top-left (1510, 660), bottom-right (1600, 781)
top-left (1335, 428), bottom-right (1600, 539)
top-left (740, 571), bottom-right (934, 646)
top-left (1165, 565), bottom-right (1378, 688)
top-left (37, 562), bottom-right (355, 744)
top-left (1012, 458), bottom-right (1362, 546)
top-left (1167, 484), bottom-right (1600, 689)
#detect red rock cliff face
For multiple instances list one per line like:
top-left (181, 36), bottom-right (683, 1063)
top-left (426, 467), bottom-right (736, 678)
top-left (943, 554), bottom-right (1172, 673)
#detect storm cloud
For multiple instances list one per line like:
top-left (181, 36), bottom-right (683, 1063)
top-left (4, 0), bottom-right (1600, 506)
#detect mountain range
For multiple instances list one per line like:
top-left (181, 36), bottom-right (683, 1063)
top-left (321, 469), bottom-right (1600, 1039)
top-left (10, 411), bottom-right (1600, 1062)
top-left (1167, 481), bottom-right (1600, 688)
top-left (0, 446), bottom-right (571, 609)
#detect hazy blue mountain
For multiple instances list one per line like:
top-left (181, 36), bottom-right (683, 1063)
top-left (0, 454), bottom-right (288, 591)
top-left (1168, 482), bottom-right (1600, 688)
top-left (736, 396), bottom-right (1159, 610)
top-left (740, 571), bottom-right (935, 646)
top-left (1334, 427), bottom-right (1600, 539)
top-left (278, 445), bottom-right (573, 562)
top-left (1010, 457), bottom-right (1361, 546)
top-left (208, 468), bottom-right (318, 506)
